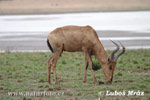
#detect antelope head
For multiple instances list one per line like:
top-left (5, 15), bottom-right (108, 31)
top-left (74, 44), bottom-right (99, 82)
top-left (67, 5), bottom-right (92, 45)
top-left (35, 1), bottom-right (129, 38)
top-left (107, 41), bottom-right (125, 82)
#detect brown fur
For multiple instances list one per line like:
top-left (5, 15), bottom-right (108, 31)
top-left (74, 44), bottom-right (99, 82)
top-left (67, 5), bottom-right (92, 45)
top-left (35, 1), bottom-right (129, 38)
top-left (47, 25), bottom-right (118, 84)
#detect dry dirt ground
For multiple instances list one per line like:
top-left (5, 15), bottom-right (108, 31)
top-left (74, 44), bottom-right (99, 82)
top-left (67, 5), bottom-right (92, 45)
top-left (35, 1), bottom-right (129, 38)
top-left (0, 0), bottom-right (150, 15)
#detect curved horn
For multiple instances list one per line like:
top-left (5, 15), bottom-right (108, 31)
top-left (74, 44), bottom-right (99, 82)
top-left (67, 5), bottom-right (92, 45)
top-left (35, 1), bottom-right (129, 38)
top-left (110, 40), bottom-right (120, 60)
top-left (114, 41), bottom-right (125, 60)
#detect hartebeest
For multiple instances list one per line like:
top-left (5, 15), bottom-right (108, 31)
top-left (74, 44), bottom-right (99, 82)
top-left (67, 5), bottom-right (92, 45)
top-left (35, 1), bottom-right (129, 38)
top-left (47, 25), bottom-right (125, 84)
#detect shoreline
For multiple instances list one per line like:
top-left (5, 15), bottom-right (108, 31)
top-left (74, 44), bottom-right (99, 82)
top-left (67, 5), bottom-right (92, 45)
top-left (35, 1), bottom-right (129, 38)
top-left (0, 10), bottom-right (150, 16)
top-left (0, 9), bottom-right (150, 16)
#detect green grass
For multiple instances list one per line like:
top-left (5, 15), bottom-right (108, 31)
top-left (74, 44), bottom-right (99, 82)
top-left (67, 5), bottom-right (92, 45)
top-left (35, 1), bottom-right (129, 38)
top-left (0, 49), bottom-right (150, 100)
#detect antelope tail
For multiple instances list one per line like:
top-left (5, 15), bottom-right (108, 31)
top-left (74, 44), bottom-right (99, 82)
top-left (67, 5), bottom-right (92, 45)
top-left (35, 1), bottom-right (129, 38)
top-left (47, 39), bottom-right (54, 53)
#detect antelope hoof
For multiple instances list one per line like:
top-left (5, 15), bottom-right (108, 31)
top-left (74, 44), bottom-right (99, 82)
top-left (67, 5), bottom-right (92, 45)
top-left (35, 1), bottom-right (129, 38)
top-left (106, 81), bottom-right (112, 84)
top-left (93, 80), bottom-right (97, 84)
top-left (48, 81), bottom-right (51, 85)
top-left (83, 80), bottom-right (87, 83)
top-left (55, 81), bottom-right (59, 85)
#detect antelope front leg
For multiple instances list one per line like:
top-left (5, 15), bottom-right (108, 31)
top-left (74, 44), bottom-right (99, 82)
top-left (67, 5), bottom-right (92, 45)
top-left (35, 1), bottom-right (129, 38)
top-left (83, 57), bottom-right (88, 83)
top-left (86, 52), bottom-right (97, 84)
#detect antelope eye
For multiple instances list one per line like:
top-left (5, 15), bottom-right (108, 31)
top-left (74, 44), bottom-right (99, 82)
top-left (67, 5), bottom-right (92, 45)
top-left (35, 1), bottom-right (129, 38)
top-left (109, 65), bottom-right (112, 70)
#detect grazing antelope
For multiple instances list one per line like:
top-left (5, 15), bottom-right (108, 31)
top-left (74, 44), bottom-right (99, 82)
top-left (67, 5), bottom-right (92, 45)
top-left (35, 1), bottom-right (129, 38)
top-left (47, 25), bottom-right (125, 84)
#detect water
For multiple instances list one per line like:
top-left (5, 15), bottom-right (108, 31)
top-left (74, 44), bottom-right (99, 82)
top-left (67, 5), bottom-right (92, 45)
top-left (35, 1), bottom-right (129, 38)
top-left (0, 11), bottom-right (150, 52)
top-left (0, 11), bottom-right (150, 34)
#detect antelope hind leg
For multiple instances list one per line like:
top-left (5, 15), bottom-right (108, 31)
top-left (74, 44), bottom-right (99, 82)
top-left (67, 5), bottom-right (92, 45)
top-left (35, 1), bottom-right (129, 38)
top-left (47, 55), bottom-right (55, 84)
